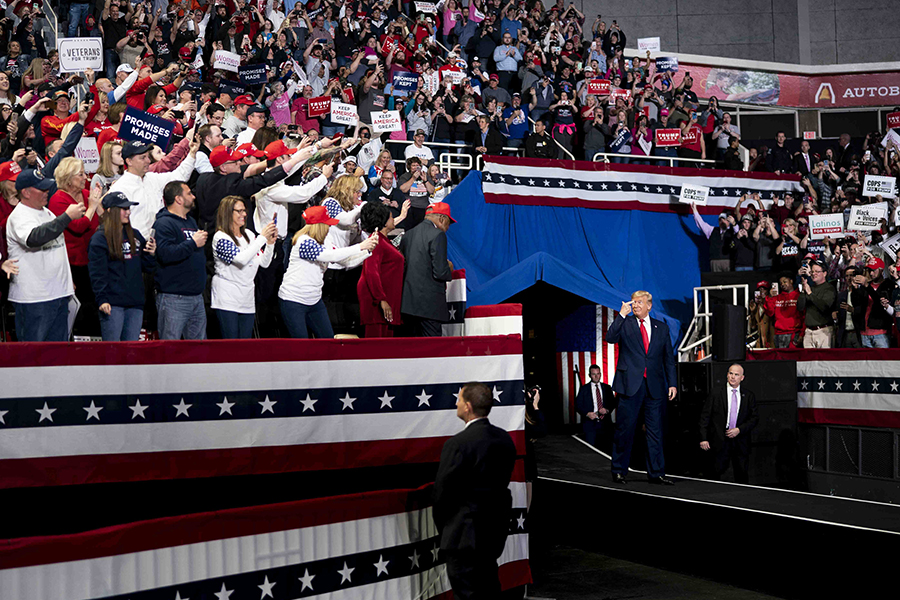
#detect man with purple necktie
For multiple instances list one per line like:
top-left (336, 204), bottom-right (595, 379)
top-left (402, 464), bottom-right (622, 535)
top-left (699, 364), bottom-right (760, 484)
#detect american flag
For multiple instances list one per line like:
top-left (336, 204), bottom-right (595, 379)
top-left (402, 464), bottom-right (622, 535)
top-left (0, 480), bottom-right (531, 600)
top-left (557, 305), bottom-right (619, 425)
top-left (482, 156), bottom-right (802, 214)
top-left (0, 337), bottom-right (524, 489)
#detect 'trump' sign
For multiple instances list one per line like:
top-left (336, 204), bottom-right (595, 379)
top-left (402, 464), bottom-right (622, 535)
top-left (587, 79), bottom-right (610, 95)
top-left (654, 129), bottom-right (681, 147)
top-left (308, 96), bottom-right (332, 117)
top-left (119, 106), bottom-right (176, 150)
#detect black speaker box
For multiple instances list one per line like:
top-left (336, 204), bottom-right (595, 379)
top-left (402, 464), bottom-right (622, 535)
top-left (712, 304), bottom-right (746, 362)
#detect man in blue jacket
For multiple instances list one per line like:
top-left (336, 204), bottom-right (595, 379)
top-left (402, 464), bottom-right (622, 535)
top-left (607, 291), bottom-right (678, 485)
top-left (152, 181), bottom-right (208, 340)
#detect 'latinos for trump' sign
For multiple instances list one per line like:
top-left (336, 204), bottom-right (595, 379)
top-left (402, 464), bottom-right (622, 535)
top-left (848, 204), bottom-right (888, 230)
top-left (678, 183), bottom-right (709, 205)
top-left (862, 174), bottom-right (897, 198)
top-left (370, 110), bottom-right (402, 133)
top-left (587, 79), bottom-right (610, 95)
top-left (808, 214), bottom-right (844, 239)
top-left (654, 128), bottom-right (681, 147)
top-left (57, 37), bottom-right (103, 72)
top-left (119, 106), bottom-right (176, 150)
top-left (308, 96), bottom-right (332, 117)
top-left (213, 50), bottom-right (241, 73)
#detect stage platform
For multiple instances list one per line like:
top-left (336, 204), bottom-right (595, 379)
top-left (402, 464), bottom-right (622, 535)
top-left (531, 435), bottom-right (898, 599)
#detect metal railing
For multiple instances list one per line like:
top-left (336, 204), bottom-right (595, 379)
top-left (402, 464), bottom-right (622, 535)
top-left (678, 284), bottom-right (750, 363)
top-left (527, 117), bottom-right (575, 160)
top-left (44, 2), bottom-right (59, 49)
top-left (592, 152), bottom-right (717, 167)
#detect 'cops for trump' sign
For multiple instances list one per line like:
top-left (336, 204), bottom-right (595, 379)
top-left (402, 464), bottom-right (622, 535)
top-left (862, 174), bottom-right (897, 198)
top-left (678, 183), bottom-right (709, 205)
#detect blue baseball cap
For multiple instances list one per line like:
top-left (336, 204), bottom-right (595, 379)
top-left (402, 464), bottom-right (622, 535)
top-left (121, 140), bottom-right (153, 159)
top-left (102, 191), bottom-right (139, 210)
top-left (15, 168), bottom-right (54, 191)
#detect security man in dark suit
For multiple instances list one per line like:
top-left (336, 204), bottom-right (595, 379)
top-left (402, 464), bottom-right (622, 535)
top-left (575, 364), bottom-right (617, 451)
top-left (699, 363), bottom-right (759, 484)
top-left (398, 202), bottom-right (455, 337)
top-left (607, 291), bottom-right (678, 485)
top-left (434, 382), bottom-right (517, 599)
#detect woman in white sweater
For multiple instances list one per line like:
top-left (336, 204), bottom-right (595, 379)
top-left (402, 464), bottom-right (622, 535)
top-left (279, 205), bottom-right (377, 339)
top-left (212, 195), bottom-right (277, 338)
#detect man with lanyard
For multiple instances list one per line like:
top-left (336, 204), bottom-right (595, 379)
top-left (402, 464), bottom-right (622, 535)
top-left (502, 93), bottom-right (531, 150)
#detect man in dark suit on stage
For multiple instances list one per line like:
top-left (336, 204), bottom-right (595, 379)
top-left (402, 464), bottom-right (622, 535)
top-left (699, 363), bottom-right (759, 484)
top-left (434, 382), bottom-right (517, 599)
top-left (399, 202), bottom-right (455, 337)
top-left (575, 364), bottom-right (617, 451)
top-left (607, 291), bottom-right (678, 485)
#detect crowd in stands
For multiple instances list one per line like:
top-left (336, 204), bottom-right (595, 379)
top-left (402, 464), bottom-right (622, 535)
top-left (0, 0), bottom-right (897, 345)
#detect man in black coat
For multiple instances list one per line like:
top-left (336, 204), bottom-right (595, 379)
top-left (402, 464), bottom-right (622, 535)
top-left (836, 266), bottom-right (867, 348)
top-left (434, 382), bottom-right (517, 600)
top-left (699, 364), bottom-right (759, 484)
top-left (398, 202), bottom-right (455, 337)
top-left (575, 364), bottom-right (617, 451)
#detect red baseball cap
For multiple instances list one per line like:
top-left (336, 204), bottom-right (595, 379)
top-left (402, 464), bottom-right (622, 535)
top-left (426, 201), bottom-right (456, 223)
top-left (209, 146), bottom-right (239, 168)
top-left (264, 140), bottom-right (297, 160)
top-left (0, 160), bottom-right (21, 182)
top-left (235, 143), bottom-right (265, 159)
top-left (146, 104), bottom-right (167, 115)
top-left (302, 205), bottom-right (339, 226)
top-left (756, 280), bottom-right (770, 290)
top-left (867, 256), bottom-right (885, 270)
top-left (179, 47), bottom-right (193, 60)
top-left (234, 95), bottom-right (255, 106)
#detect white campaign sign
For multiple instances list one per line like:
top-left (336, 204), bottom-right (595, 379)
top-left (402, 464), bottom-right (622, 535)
top-left (414, 1), bottom-right (437, 12)
top-left (678, 183), bottom-right (709, 205)
top-left (637, 37), bottom-right (661, 53)
top-left (862, 174), bottom-right (897, 198)
top-left (75, 137), bottom-right (100, 173)
top-left (808, 213), bottom-right (844, 240)
top-left (330, 101), bottom-right (358, 126)
top-left (848, 204), bottom-right (888, 230)
top-left (880, 232), bottom-right (900, 261)
top-left (213, 50), bottom-right (241, 73)
top-left (370, 110), bottom-right (402, 133)
top-left (57, 38), bottom-right (103, 72)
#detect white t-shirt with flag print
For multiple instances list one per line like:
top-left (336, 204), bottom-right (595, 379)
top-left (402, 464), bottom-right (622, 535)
top-left (211, 230), bottom-right (274, 314)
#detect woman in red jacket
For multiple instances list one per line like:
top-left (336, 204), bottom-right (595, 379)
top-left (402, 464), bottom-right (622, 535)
top-left (357, 202), bottom-right (405, 338)
top-left (48, 157), bottom-right (103, 336)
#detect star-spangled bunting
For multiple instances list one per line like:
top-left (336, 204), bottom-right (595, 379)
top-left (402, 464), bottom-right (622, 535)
top-left (0, 383), bottom-right (521, 429)
top-left (797, 377), bottom-right (900, 394)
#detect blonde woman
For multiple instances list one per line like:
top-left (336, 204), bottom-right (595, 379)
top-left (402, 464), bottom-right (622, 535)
top-left (211, 195), bottom-right (277, 339)
top-left (279, 205), bottom-right (377, 338)
top-left (49, 157), bottom-right (104, 335)
top-left (91, 141), bottom-right (124, 195)
top-left (21, 57), bottom-right (49, 91)
top-left (367, 149), bottom-right (395, 187)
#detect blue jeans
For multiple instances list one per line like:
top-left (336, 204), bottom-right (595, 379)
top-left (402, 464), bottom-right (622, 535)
top-left (216, 309), bottom-right (255, 339)
top-left (610, 155), bottom-right (631, 164)
top-left (99, 306), bottom-right (144, 341)
top-left (13, 297), bottom-right (69, 342)
top-left (322, 125), bottom-right (344, 138)
top-left (104, 49), bottom-right (119, 80)
top-left (735, 266), bottom-right (754, 271)
top-left (280, 297), bottom-right (333, 339)
top-left (68, 3), bottom-right (91, 37)
top-left (862, 333), bottom-right (890, 348)
top-left (156, 293), bottom-right (207, 340)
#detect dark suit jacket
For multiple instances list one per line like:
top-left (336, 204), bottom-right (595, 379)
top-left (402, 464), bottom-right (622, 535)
top-left (469, 126), bottom-right (507, 156)
top-left (575, 380), bottom-right (617, 422)
top-left (399, 220), bottom-right (453, 321)
top-left (793, 152), bottom-right (812, 176)
top-left (607, 314), bottom-right (677, 399)
top-left (698, 387), bottom-right (759, 452)
top-left (433, 418), bottom-right (517, 557)
top-left (835, 286), bottom-right (866, 347)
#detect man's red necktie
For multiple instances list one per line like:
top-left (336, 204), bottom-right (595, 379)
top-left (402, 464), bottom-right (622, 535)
top-left (640, 320), bottom-right (649, 377)
top-left (594, 384), bottom-right (603, 414)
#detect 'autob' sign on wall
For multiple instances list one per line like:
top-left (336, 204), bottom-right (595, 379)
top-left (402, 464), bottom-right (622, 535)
top-left (57, 38), bottom-right (103, 72)
top-left (119, 106), bottom-right (176, 150)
